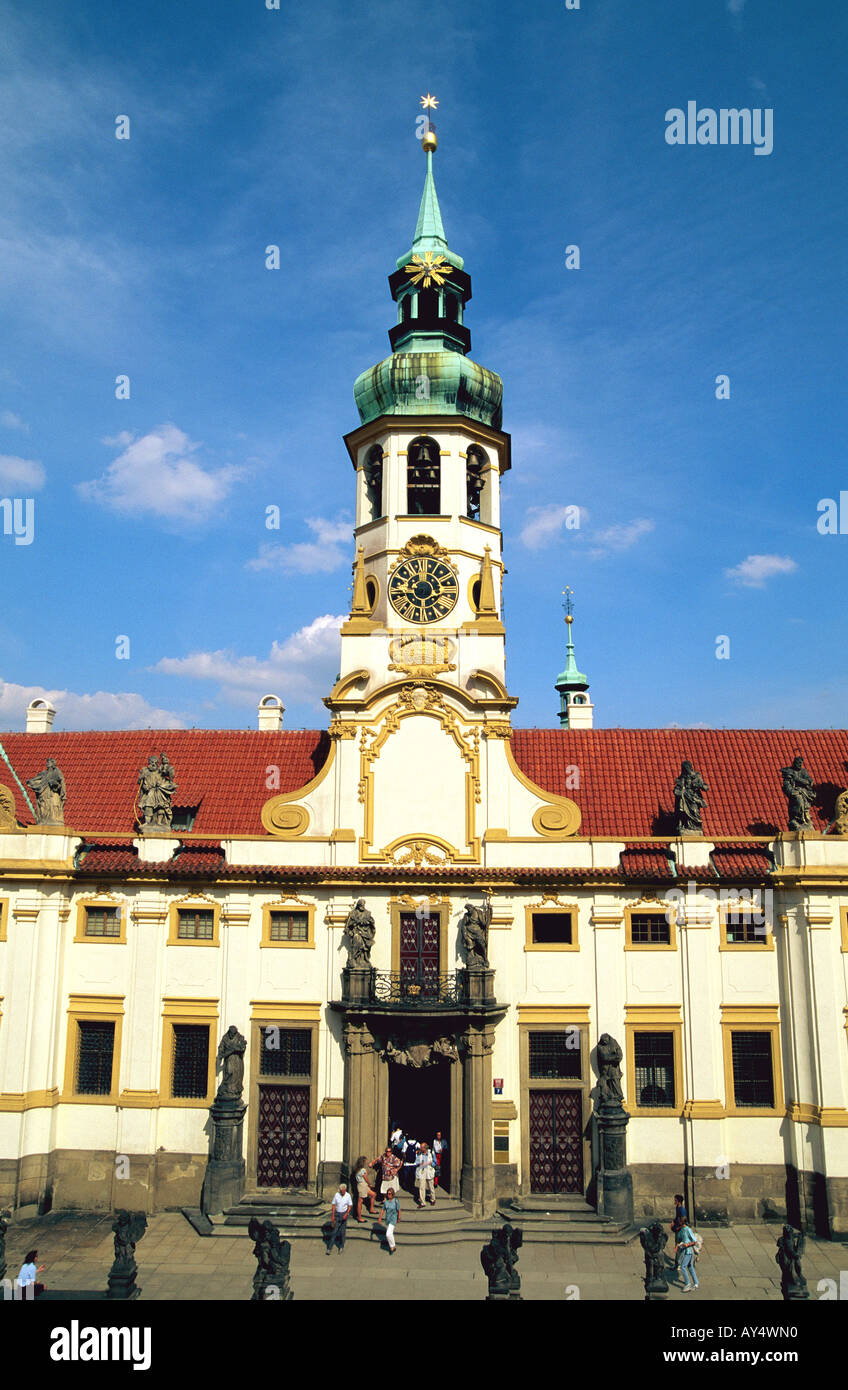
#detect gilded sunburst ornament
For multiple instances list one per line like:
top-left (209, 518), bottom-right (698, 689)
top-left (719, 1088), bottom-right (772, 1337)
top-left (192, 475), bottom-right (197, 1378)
top-left (403, 251), bottom-right (453, 288)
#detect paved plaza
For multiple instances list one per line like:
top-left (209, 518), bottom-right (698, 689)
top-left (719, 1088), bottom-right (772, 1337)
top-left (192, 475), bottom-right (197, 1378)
top-left (3, 1211), bottom-right (845, 1301)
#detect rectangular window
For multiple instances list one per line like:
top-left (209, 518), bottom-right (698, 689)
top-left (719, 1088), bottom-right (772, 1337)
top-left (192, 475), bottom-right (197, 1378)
top-left (171, 1024), bottom-right (210, 1099)
top-left (629, 913), bottom-right (671, 945)
top-left (731, 1031), bottom-right (774, 1108)
top-left (259, 1027), bottom-right (311, 1078)
top-left (84, 906), bottom-right (121, 938)
top-left (531, 912), bottom-right (573, 945)
top-left (177, 909), bottom-right (214, 940)
top-left (75, 1020), bottom-right (115, 1095)
top-left (726, 912), bottom-right (767, 944)
top-left (528, 1030), bottom-right (582, 1080)
top-left (633, 1032), bottom-right (676, 1108)
top-left (268, 911), bottom-right (309, 943)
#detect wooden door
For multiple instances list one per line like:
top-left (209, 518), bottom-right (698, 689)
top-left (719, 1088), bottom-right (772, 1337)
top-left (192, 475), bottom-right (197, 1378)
top-left (399, 911), bottom-right (440, 997)
top-left (528, 1090), bottom-right (583, 1194)
top-left (256, 1084), bottom-right (310, 1188)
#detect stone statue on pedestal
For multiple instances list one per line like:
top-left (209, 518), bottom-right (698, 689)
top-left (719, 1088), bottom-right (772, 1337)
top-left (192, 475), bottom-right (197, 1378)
top-left (780, 756), bottom-right (815, 831)
top-left (343, 898), bottom-right (375, 967)
top-left (673, 760), bottom-right (708, 835)
top-left (106, 1210), bottom-right (147, 1300)
top-left (27, 758), bottom-right (66, 825)
top-left (480, 1222), bottom-right (522, 1300)
top-left (597, 1033), bottom-right (624, 1107)
top-left (460, 901), bottom-right (491, 969)
top-left (216, 1025), bottom-right (246, 1101)
top-left (136, 753), bottom-right (177, 830)
top-left (775, 1225), bottom-right (809, 1300)
top-left (639, 1222), bottom-right (669, 1298)
top-left (248, 1217), bottom-right (293, 1301)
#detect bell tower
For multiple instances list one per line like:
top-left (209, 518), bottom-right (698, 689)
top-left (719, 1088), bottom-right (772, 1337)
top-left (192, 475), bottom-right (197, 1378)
top-left (332, 118), bottom-right (514, 712)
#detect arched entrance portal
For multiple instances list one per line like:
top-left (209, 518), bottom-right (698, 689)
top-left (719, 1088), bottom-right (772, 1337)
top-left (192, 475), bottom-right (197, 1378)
top-left (389, 1057), bottom-right (451, 1192)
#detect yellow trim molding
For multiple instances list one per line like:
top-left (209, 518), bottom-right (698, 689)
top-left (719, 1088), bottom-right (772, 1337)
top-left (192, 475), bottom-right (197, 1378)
top-left (841, 907), bottom-right (848, 952)
top-left (682, 1100), bottom-right (725, 1120)
top-left (0, 895), bottom-right (6, 941)
top-left (624, 903), bottom-right (678, 952)
top-left (159, 1000), bottom-right (218, 1108)
top-left (524, 899), bottom-right (579, 952)
top-left (624, 1015), bottom-right (684, 1117)
top-left (719, 904), bottom-right (775, 952)
top-left (249, 1000), bottom-right (322, 1022)
top-left (517, 1005), bottom-right (591, 1025)
top-left (261, 895), bottom-right (316, 949)
top-left (720, 1007), bottom-right (783, 1118)
top-left (319, 1097), bottom-right (344, 1117)
top-left (167, 892), bottom-right (221, 947)
top-left (504, 740), bottom-right (582, 838)
top-left (492, 1100), bottom-right (518, 1120)
top-left (74, 893), bottom-right (127, 945)
top-left (62, 995), bottom-right (124, 1104)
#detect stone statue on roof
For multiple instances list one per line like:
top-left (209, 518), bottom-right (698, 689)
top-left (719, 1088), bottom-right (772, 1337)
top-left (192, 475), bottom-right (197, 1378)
top-left (137, 753), bottom-right (177, 830)
top-left (27, 757), bottom-right (66, 825)
top-left (780, 755), bottom-right (815, 832)
top-left (673, 759), bottom-right (708, 835)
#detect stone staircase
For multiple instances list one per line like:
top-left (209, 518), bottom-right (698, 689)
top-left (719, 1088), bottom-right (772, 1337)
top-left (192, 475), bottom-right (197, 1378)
top-left (183, 1189), bottom-right (636, 1246)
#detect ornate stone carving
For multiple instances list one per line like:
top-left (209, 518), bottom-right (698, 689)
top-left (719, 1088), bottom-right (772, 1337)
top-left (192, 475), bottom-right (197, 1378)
top-left (780, 755), bottom-right (816, 831)
top-left (482, 722), bottom-right (512, 740)
top-left (0, 785), bottom-right (18, 831)
top-left (828, 790), bottom-right (848, 835)
top-left (775, 1225), bottom-right (809, 1301)
top-left (136, 753), bottom-right (176, 830)
top-left (480, 1223), bottom-right (523, 1300)
top-left (597, 1033), bottom-right (624, 1107)
top-left (106, 1210), bottom-right (147, 1300)
top-left (639, 1222), bottom-right (669, 1298)
top-left (388, 633), bottom-right (457, 677)
top-left (260, 797), bottom-right (310, 836)
top-left (673, 759), bottom-right (708, 835)
top-left (460, 900), bottom-right (491, 969)
top-left (389, 838), bottom-right (451, 867)
top-left (380, 1036), bottom-right (460, 1068)
top-left (248, 1217), bottom-right (293, 1301)
top-left (344, 898), bottom-right (376, 967)
top-left (27, 758), bottom-right (66, 825)
top-left (532, 801), bottom-right (580, 837)
top-left (328, 719), bottom-right (358, 740)
top-left (343, 1021), bottom-right (375, 1056)
top-left (216, 1025), bottom-right (246, 1102)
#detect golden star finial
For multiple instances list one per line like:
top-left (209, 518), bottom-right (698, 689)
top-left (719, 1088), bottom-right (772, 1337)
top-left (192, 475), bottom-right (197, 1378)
top-left (403, 251), bottom-right (453, 288)
top-left (420, 93), bottom-right (439, 110)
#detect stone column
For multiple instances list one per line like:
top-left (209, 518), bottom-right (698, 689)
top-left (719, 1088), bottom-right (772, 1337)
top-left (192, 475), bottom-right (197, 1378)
top-left (595, 1100), bottom-right (634, 1224)
top-left (342, 966), bottom-right (374, 1008)
top-left (460, 1023), bottom-right (496, 1217)
top-left (201, 1097), bottom-right (247, 1215)
top-left (342, 1021), bottom-right (381, 1178)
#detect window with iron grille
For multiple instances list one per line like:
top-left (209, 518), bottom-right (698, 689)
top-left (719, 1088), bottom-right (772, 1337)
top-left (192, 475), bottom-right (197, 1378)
top-left (177, 908), bottom-right (214, 940)
top-left (731, 1031), bottom-right (774, 1107)
top-left (528, 1031), bottom-right (582, 1079)
top-left (726, 912), bottom-right (767, 944)
top-left (259, 1027), bottom-right (311, 1077)
top-left (629, 912), bottom-right (671, 945)
top-left (171, 1024), bottom-right (210, 1099)
top-left (84, 906), bottom-right (121, 938)
top-left (633, 1032), bottom-right (676, 1107)
top-left (268, 910), bottom-right (309, 943)
top-left (75, 1020), bottom-right (115, 1095)
top-left (531, 912), bottom-right (573, 945)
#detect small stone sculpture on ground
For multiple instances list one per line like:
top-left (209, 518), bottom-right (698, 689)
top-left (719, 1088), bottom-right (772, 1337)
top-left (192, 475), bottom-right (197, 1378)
top-left (639, 1222), bottom-right (670, 1298)
top-left (248, 1217), bottom-right (293, 1301)
top-left (775, 1225), bottom-right (809, 1300)
top-left (780, 756), bottom-right (816, 831)
top-left (480, 1222), bottom-right (522, 1300)
top-left (106, 1210), bottom-right (148, 1300)
top-left (27, 758), bottom-right (66, 825)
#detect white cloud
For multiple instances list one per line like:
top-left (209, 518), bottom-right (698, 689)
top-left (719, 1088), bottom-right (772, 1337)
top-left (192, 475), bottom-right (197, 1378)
top-left (589, 518), bottom-right (655, 558)
top-left (100, 430), bottom-right (134, 448)
top-left (152, 613), bottom-right (345, 707)
top-left (1, 411), bottom-right (28, 433)
top-left (519, 505), bottom-right (588, 549)
top-left (0, 678), bottom-right (184, 731)
top-left (0, 454), bottom-right (45, 490)
top-left (247, 517), bottom-right (352, 573)
top-left (77, 424), bottom-right (244, 525)
top-left (724, 554), bottom-right (798, 588)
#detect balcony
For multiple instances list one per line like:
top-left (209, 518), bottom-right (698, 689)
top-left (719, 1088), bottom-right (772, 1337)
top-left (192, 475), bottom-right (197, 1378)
top-left (371, 971), bottom-right (465, 1008)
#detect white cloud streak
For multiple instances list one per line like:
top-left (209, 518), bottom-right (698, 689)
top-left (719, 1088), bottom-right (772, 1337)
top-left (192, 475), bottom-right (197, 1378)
top-left (77, 424), bottom-right (244, 525)
top-left (0, 678), bottom-right (184, 731)
top-left (247, 517), bottom-right (352, 573)
top-left (0, 454), bottom-right (46, 490)
top-left (724, 553), bottom-right (798, 588)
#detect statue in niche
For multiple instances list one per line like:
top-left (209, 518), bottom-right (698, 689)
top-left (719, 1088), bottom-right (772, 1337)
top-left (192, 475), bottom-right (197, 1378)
top-left (460, 900), bottom-right (491, 969)
top-left (344, 898), bottom-right (376, 968)
top-left (673, 759), bottom-right (708, 835)
top-left (780, 755), bottom-right (816, 831)
top-left (216, 1025), bottom-right (247, 1102)
top-left (26, 757), bottom-right (66, 825)
top-left (137, 753), bottom-right (177, 829)
top-left (596, 1033), bottom-right (625, 1107)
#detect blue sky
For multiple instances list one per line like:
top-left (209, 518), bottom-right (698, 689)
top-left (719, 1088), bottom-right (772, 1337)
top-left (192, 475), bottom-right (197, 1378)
top-left (0, 0), bottom-right (845, 732)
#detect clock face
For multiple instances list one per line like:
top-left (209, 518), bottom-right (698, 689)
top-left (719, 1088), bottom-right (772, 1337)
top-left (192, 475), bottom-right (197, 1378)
top-left (388, 555), bottom-right (459, 624)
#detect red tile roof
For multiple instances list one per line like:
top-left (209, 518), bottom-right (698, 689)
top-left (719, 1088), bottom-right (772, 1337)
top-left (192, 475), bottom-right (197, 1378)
top-left (0, 730), bottom-right (330, 836)
top-left (511, 728), bottom-right (848, 839)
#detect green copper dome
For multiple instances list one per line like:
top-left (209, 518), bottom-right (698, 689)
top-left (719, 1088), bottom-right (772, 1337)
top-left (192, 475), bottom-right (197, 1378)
top-left (353, 142), bottom-right (502, 430)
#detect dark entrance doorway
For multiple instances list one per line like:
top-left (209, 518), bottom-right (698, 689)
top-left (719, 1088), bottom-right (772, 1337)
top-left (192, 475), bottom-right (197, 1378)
top-left (257, 1083), bottom-right (309, 1188)
top-left (528, 1090), bottom-right (583, 1194)
top-left (389, 1061), bottom-right (451, 1193)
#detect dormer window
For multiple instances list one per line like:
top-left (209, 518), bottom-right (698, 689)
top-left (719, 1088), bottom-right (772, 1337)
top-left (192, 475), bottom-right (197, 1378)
top-left (364, 445), bottom-right (384, 519)
top-left (407, 437), bottom-right (440, 515)
top-left (466, 445), bottom-right (487, 521)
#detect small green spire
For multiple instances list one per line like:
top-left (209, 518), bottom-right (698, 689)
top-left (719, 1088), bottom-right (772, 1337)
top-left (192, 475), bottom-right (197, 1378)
top-left (556, 588), bottom-right (590, 728)
top-left (413, 150), bottom-right (447, 250)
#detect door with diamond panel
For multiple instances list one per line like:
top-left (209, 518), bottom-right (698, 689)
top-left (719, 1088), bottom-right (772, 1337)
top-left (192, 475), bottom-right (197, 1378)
top-left (257, 1084), bottom-right (310, 1188)
top-left (528, 1090), bottom-right (584, 1193)
top-left (399, 911), bottom-right (440, 998)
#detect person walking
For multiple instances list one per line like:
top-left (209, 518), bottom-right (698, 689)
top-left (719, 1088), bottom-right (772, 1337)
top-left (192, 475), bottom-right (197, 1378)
top-left (415, 1142), bottom-right (436, 1207)
top-left (353, 1155), bottom-right (379, 1221)
top-left (378, 1144), bottom-right (403, 1198)
top-left (400, 1137), bottom-right (418, 1195)
top-left (327, 1183), bottom-right (353, 1254)
top-left (432, 1131), bottom-right (448, 1189)
top-left (380, 1186), bottom-right (401, 1254)
top-left (669, 1192), bottom-right (688, 1268)
top-left (676, 1221), bottom-right (700, 1291)
top-left (390, 1124), bottom-right (404, 1154)
top-left (16, 1249), bottom-right (46, 1297)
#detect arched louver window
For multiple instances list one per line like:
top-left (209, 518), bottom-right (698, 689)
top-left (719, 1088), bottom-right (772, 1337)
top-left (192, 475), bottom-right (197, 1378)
top-left (466, 445), bottom-right (487, 521)
top-left (364, 445), bottom-right (384, 519)
top-left (407, 437), bottom-right (440, 516)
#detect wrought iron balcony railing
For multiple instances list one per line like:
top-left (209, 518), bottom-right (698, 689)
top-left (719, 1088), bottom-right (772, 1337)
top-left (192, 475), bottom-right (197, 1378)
top-left (371, 971), bottom-right (465, 1008)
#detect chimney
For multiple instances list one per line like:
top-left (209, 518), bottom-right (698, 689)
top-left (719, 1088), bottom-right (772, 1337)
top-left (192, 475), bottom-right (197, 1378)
top-left (257, 694), bottom-right (285, 732)
top-left (26, 698), bottom-right (56, 734)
